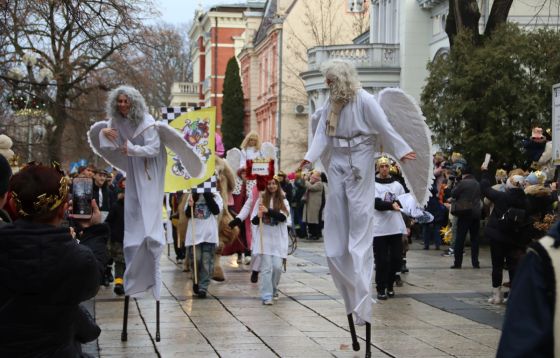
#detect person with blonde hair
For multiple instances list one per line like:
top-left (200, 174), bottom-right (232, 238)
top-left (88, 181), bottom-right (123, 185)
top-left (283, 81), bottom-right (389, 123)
top-left (239, 131), bottom-right (262, 168)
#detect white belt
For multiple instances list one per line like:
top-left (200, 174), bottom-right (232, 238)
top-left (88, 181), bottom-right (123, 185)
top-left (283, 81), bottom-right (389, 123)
top-left (331, 134), bottom-right (370, 148)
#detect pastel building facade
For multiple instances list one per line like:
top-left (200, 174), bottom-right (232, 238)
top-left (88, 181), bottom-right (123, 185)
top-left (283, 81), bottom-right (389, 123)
top-left (239, 0), bottom-right (369, 169)
top-left (188, 2), bottom-right (266, 132)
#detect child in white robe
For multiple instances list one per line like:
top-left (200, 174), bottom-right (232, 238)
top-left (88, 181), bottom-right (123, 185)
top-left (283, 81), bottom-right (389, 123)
top-left (250, 177), bottom-right (290, 305)
top-left (185, 192), bottom-right (223, 298)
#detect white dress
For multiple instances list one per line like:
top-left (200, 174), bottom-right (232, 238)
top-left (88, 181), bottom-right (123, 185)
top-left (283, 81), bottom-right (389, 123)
top-left (99, 114), bottom-right (167, 299)
top-left (250, 198), bottom-right (290, 259)
top-left (304, 89), bottom-right (412, 324)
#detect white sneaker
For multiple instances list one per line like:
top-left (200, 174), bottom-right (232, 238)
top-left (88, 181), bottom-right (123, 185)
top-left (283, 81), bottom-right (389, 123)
top-left (243, 256), bottom-right (252, 265)
top-left (488, 286), bottom-right (504, 304)
top-left (273, 292), bottom-right (279, 300)
top-left (263, 299), bottom-right (274, 305)
top-left (230, 256), bottom-right (239, 268)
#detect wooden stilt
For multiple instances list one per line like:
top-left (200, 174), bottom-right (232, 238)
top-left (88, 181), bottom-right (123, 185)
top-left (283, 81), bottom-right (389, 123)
top-left (347, 314), bottom-right (360, 352)
top-left (121, 295), bottom-right (130, 342)
top-left (190, 194), bottom-right (199, 294)
top-left (365, 322), bottom-right (371, 358)
top-left (155, 300), bottom-right (161, 342)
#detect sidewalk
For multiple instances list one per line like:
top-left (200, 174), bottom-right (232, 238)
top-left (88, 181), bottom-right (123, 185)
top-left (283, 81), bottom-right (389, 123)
top-left (90, 241), bottom-right (504, 357)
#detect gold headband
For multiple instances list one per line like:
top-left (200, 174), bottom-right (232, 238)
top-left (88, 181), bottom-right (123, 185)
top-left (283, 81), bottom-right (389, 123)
top-left (11, 162), bottom-right (69, 217)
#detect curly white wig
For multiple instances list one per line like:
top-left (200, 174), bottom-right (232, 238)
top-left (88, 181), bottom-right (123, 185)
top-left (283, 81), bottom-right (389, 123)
top-left (320, 59), bottom-right (361, 102)
top-left (106, 85), bottom-right (147, 126)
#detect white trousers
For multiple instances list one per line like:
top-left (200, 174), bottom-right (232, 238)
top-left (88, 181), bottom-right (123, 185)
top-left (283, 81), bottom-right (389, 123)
top-left (324, 142), bottom-right (376, 325)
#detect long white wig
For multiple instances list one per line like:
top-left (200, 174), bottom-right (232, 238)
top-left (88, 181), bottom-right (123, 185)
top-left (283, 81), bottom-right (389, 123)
top-left (320, 59), bottom-right (361, 102)
top-left (106, 85), bottom-right (147, 126)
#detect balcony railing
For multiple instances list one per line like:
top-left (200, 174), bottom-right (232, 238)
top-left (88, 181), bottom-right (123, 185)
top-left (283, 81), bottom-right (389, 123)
top-left (173, 82), bottom-right (199, 95)
top-left (307, 44), bottom-right (400, 70)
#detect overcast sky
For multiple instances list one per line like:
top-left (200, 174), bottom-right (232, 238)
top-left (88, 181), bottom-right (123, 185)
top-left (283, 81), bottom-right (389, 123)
top-left (152, 0), bottom-right (249, 25)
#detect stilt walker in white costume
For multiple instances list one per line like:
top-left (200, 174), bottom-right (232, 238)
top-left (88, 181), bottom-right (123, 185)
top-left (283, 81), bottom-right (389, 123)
top-left (300, 59), bottom-right (433, 358)
top-left (88, 85), bottom-right (203, 342)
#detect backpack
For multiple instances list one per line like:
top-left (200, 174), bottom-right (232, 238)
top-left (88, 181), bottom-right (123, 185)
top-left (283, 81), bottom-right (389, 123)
top-left (498, 207), bottom-right (528, 233)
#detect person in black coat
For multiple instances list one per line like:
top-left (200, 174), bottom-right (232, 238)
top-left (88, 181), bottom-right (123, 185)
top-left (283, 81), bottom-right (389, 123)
top-left (105, 179), bottom-right (126, 296)
top-left (497, 219), bottom-right (560, 357)
top-left (480, 167), bottom-right (529, 304)
top-left (450, 167), bottom-right (482, 269)
top-left (0, 163), bottom-right (108, 358)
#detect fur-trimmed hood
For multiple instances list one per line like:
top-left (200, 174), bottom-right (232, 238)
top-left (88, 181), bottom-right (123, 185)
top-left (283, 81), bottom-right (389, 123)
top-left (525, 184), bottom-right (552, 197)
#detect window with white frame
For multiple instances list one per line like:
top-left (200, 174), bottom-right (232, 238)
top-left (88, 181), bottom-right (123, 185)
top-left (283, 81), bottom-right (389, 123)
top-left (348, 0), bottom-right (365, 12)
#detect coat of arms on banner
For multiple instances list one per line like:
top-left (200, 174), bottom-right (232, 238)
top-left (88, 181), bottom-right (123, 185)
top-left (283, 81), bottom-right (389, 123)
top-left (163, 107), bottom-right (216, 192)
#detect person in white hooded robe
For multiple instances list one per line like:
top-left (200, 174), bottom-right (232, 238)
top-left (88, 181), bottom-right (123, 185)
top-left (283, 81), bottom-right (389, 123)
top-left (300, 60), bottom-right (416, 332)
top-left (99, 85), bottom-right (167, 299)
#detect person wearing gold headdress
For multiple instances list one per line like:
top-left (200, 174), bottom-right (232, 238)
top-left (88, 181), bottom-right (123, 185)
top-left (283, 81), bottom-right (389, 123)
top-left (373, 156), bottom-right (407, 299)
top-left (0, 163), bottom-right (108, 357)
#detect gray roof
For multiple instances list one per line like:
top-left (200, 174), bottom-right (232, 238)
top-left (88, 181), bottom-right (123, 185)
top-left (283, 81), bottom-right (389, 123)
top-left (253, 0), bottom-right (278, 46)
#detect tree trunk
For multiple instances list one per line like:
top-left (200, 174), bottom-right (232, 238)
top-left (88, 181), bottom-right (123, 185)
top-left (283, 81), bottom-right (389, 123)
top-left (446, 0), bottom-right (481, 47)
top-left (484, 0), bottom-right (514, 36)
top-left (47, 92), bottom-right (68, 163)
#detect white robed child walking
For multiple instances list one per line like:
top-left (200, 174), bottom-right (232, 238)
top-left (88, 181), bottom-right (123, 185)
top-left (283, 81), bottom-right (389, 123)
top-left (185, 192), bottom-right (223, 298)
top-left (250, 176), bottom-right (290, 305)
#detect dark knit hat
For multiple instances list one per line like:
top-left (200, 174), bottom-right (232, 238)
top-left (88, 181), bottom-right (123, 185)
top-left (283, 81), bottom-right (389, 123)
top-left (0, 155), bottom-right (13, 196)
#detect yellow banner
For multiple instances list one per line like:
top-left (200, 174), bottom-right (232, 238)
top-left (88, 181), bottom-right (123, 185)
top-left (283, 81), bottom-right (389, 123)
top-left (164, 107), bottom-right (215, 192)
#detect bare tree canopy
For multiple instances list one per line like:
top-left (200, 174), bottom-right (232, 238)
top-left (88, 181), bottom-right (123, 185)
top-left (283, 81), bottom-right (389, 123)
top-left (0, 0), bottom-right (155, 162)
top-left (108, 22), bottom-right (194, 119)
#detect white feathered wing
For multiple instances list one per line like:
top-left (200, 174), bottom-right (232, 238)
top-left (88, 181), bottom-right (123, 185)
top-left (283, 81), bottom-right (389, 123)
top-left (87, 121), bottom-right (128, 173)
top-left (378, 88), bottom-right (434, 207)
top-left (88, 120), bottom-right (205, 179)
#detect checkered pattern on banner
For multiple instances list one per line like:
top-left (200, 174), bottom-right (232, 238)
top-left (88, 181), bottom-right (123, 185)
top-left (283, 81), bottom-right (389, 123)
top-left (194, 175), bottom-right (218, 193)
top-left (161, 107), bottom-right (188, 121)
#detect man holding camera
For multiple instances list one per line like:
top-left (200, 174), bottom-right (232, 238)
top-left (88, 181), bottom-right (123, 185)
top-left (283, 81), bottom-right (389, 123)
top-left (0, 163), bottom-right (108, 357)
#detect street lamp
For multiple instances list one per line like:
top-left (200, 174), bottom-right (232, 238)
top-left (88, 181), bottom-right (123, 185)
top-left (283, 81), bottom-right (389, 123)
top-left (6, 52), bottom-right (54, 162)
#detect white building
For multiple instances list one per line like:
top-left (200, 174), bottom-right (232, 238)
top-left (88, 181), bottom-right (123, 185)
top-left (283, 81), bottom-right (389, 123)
top-left (301, 0), bottom-right (560, 144)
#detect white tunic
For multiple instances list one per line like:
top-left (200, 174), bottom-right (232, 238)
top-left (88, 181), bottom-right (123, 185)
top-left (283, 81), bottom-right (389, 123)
top-left (240, 147), bottom-right (261, 168)
top-left (373, 179), bottom-right (407, 237)
top-left (185, 193), bottom-right (223, 246)
top-left (250, 198), bottom-right (290, 258)
top-left (99, 114), bottom-right (167, 299)
top-left (304, 89), bottom-right (412, 325)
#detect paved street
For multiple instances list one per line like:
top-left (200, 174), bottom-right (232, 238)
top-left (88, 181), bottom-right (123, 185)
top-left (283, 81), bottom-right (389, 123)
top-left (87, 240), bottom-right (505, 358)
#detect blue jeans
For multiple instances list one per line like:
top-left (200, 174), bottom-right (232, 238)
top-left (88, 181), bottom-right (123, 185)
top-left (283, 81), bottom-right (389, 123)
top-left (188, 243), bottom-right (216, 293)
top-left (422, 223), bottom-right (442, 249)
top-left (260, 254), bottom-right (283, 301)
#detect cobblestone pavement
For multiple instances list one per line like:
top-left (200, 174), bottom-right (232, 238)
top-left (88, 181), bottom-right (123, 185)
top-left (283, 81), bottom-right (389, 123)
top-left (88, 240), bottom-right (505, 357)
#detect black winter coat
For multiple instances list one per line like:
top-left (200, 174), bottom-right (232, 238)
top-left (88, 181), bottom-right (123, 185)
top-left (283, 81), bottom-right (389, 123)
top-left (0, 220), bottom-right (107, 357)
top-left (481, 173), bottom-right (529, 246)
top-left (451, 174), bottom-right (482, 219)
top-left (497, 220), bottom-right (560, 357)
top-left (105, 197), bottom-right (125, 244)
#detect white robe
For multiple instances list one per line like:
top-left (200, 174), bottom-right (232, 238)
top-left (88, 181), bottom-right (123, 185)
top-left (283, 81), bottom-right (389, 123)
top-left (304, 89), bottom-right (412, 324)
top-left (250, 198), bottom-right (290, 258)
top-left (99, 114), bottom-right (167, 299)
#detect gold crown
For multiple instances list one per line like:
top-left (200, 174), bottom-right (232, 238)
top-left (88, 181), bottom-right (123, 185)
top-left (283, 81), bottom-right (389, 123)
top-left (11, 162), bottom-right (69, 217)
top-left (377, 156), bottom-right (390, 166)
top-left (495, 169), bottom-right (507, 178)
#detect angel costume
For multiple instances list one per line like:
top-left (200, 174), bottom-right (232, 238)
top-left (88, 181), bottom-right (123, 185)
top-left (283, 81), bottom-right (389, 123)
top-left (88, 86), bottom-right (203, 299)
top-left (100, 114), bottom-right (166, 298)
top-left (304, 88), bottom-right (412, 325)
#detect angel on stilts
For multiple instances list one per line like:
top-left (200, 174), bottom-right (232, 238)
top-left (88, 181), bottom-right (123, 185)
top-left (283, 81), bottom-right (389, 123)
top-left (300, 59), bottom-right (432, 358)
top-left (88, 85), bottom-right (204, 342)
